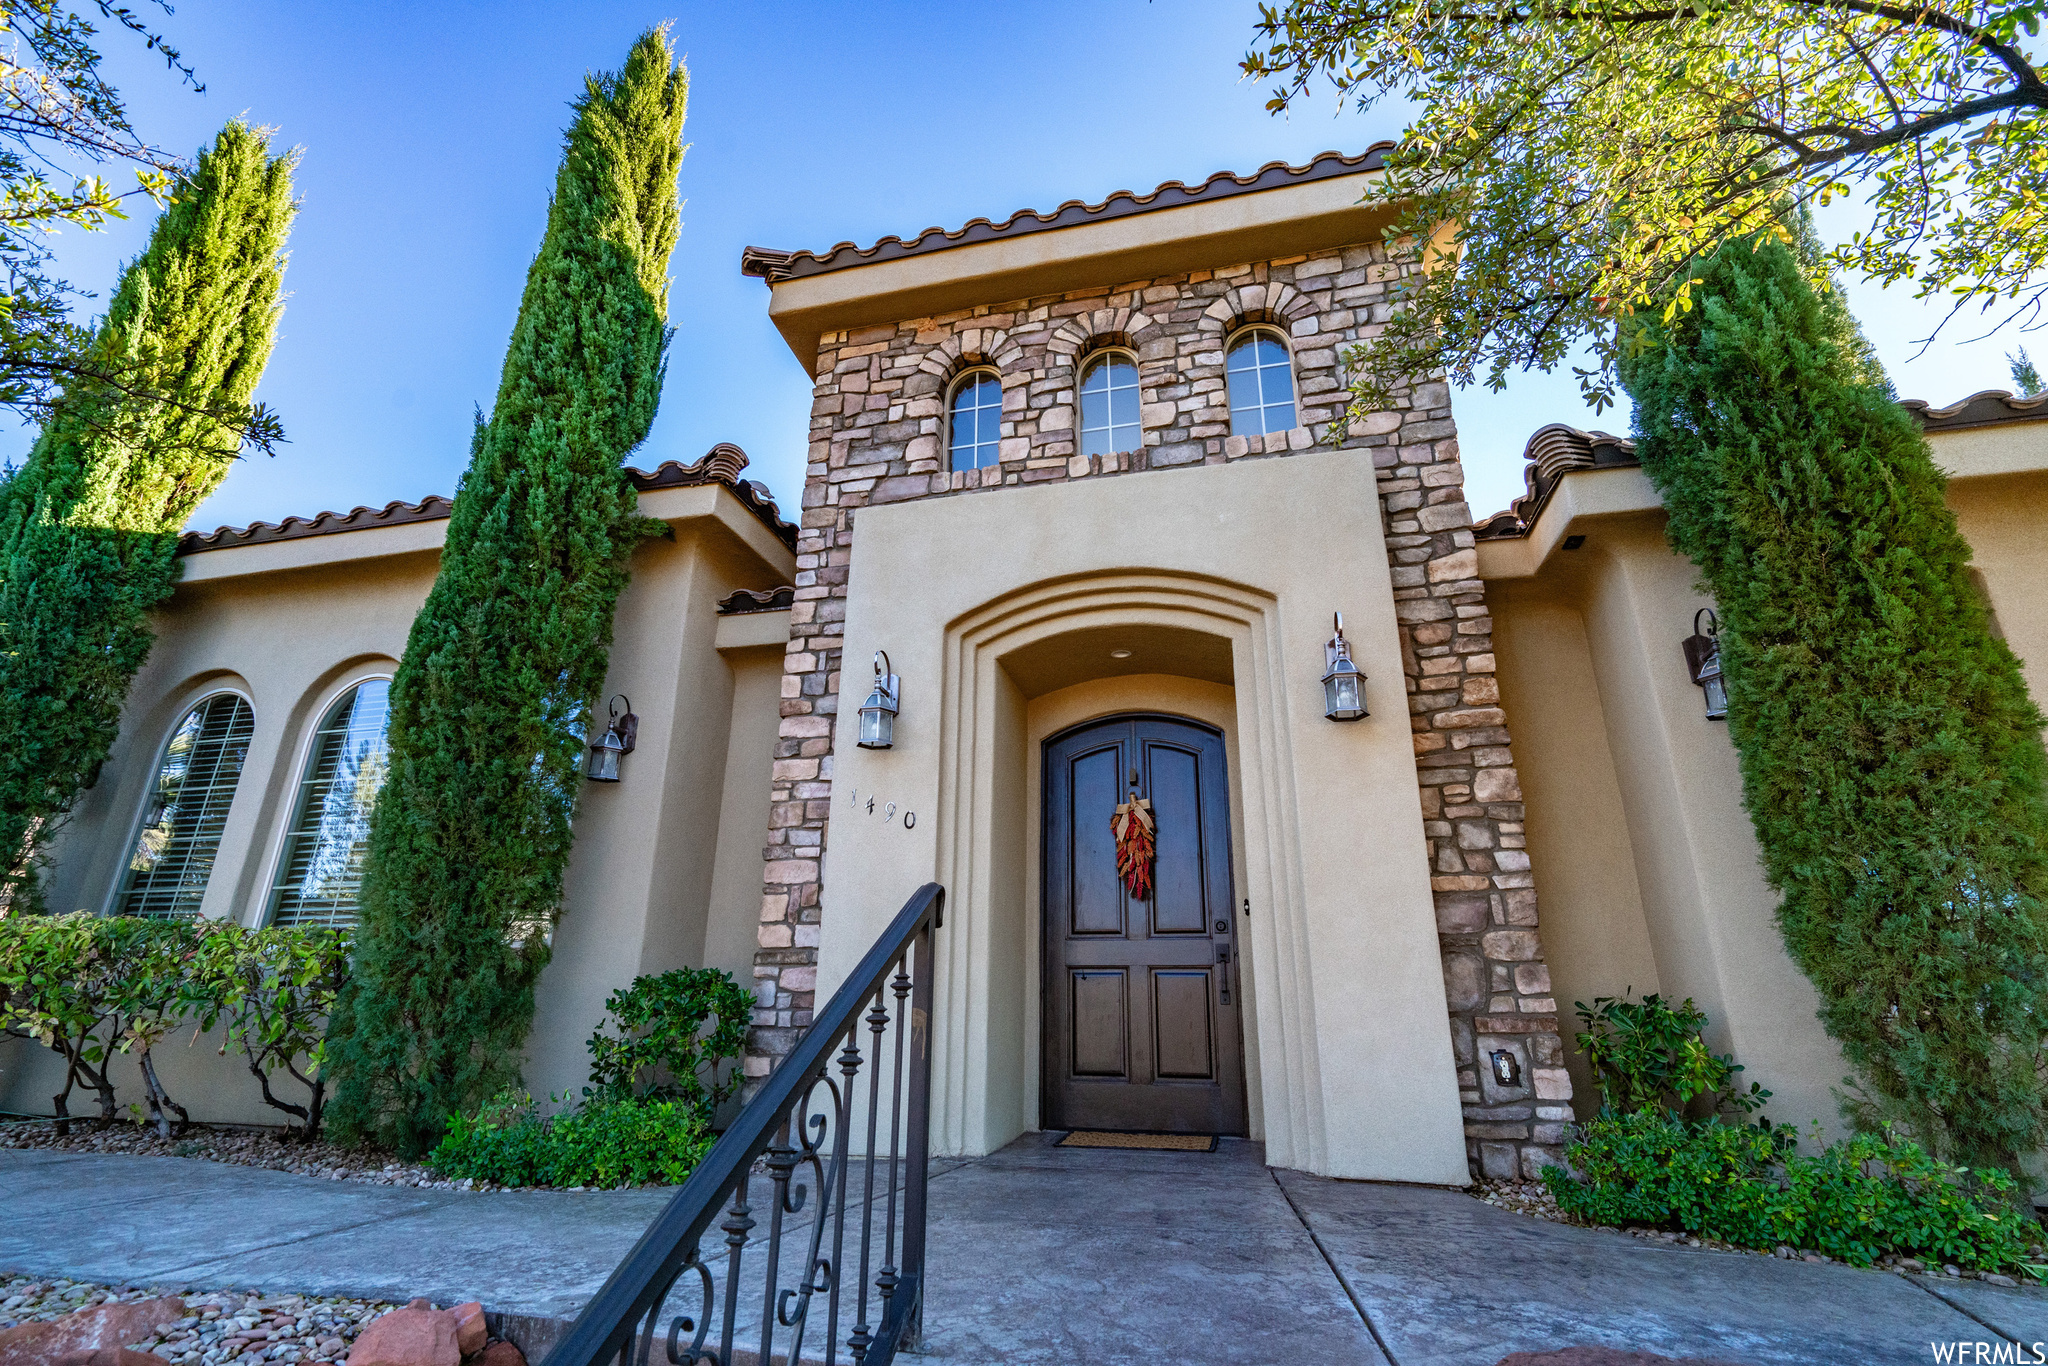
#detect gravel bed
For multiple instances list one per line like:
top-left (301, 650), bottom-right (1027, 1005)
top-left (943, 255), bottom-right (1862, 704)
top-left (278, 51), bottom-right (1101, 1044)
top-left (1471, 1179), bottom-right (2031, 1286)
top-left (0, 1119), bottom-right (504, 1192)
top-left (0, 1274), bottom-right (396, 1364)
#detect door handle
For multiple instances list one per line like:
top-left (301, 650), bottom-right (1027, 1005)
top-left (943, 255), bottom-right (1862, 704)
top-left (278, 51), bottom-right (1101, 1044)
top-left (1217, 946), bottom-right (1232, 1004)
top-left (1216, 946), bottom-right (1230, 964)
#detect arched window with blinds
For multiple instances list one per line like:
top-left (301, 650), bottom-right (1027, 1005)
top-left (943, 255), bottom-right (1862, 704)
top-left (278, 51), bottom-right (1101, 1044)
top-left (115, 693), bottom-right (256, 919)
top-left (268, 678), bottom-right (393, 929)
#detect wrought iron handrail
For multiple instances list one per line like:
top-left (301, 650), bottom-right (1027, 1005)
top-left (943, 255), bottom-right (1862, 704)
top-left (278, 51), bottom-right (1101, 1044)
top-left (543, 882), bottom-right (944, 1366)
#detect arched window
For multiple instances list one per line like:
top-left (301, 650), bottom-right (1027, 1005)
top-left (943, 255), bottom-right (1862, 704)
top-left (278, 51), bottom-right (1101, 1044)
top-left (1226, 329), bottom-right (1297, 437)
top-left (1078, 352), bottom-right (1141, 457)
top-left (115, 692), bottom-right (255, 919)
top-left (268, 678), bottom-right (393, 929)
top-left (948, 369), bottom-right (1002, 471)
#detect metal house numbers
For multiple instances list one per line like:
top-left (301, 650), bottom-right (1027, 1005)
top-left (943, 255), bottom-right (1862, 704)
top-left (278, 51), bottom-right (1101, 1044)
top-left (846, 786), bottom-right (915, 832)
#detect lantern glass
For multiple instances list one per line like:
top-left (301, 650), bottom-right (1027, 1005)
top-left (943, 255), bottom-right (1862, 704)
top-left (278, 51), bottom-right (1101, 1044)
top-left (858, 694), bottom-right (896, 749)
top-left (585, 733), bottom-right (624, 783)
top-left (1324, 670), bottom-right (1364, 721)
top-left (1700, 669), bottom-right (1729, 720)
top-left (857, 651), bottom-right (899, 750)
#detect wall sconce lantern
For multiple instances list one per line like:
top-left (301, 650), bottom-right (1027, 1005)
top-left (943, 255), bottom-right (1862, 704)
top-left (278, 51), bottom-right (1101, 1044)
top-left (1322, 612), bottom-right (1368, 722)
top-left (1489, 1048), bottom-right (1523, 1089)
top-left (1681, 608), bottom-right (1729, 721)
top-left (857, 650), bottom-right (900, 750)
top-left (584, 694), bottom-right (638, 783)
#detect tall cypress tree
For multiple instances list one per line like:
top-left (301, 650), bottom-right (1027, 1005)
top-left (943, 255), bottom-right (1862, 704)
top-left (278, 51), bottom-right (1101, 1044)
top-left (324, 30), bottom-right (686, 1153)
top-left (1620, 233), bottom-right (2048, 1168)
top-left (0, 122), bottom-right (296, 907)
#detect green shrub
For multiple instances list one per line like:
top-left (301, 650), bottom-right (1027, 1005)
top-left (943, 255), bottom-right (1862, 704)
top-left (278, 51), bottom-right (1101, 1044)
top-left (1573, 992), bottom-right (1768, 1117)
top-left (585, 967), bottom-right (749, 1117)
top-left (1621, 230), bottom-right (2048, 1167)
top-left (425, 1088), bottom-right (710, 1189)
top-left (1546, 1112), bottom-right (2042, 1271)
top-left (189, 923), bottom-right (350, 1139)
top-left (326, 30), bottom-right (688, 1156)
top-left (0, 911), bottom-right (129, 1128)
top-left (0, 913), bottom-right (349, 1135)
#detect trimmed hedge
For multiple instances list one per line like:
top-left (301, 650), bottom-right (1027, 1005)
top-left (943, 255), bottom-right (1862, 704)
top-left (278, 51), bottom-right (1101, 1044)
top-left (0, 913), bottom-right (347, 1138)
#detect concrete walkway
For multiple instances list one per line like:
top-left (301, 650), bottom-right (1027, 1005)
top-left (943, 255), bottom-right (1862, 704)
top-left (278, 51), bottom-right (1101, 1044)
top-left (13, 1135), bottom-right (2048, 1364)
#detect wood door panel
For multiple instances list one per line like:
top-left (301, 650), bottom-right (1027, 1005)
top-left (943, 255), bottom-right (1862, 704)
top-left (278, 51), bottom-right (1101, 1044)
top-left (1151, 969), bottom-right (1215, 1080)
top-left (1043, 713), bottom-right (1247, 1135)
top-left (1144, 743), bottom-right (1208, 934)
top-left (1071, 970), bottom-right (1129, 1078)
top-left (1067, 745), bottom-right (1125, 936)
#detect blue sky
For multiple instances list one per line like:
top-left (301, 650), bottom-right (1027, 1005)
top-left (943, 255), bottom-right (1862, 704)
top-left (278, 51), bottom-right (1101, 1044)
top-left (21, 1), bottom-right (2037, 533)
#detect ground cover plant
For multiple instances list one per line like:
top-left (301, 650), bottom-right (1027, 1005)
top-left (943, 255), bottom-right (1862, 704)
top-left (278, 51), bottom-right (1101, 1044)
top-left (426, 966), bottom-right (745, 1188)
top-left (1545, 992), bottom-right (2047, 1271)
top-left (424, 1088), bottom-right (711, 1190)
top-left (326, 28), bottom-right (689, 1156)
top-left (0, 121), bottom-right (295, 911)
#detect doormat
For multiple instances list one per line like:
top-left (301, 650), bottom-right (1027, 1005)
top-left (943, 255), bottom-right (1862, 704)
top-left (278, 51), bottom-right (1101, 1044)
top-left (1055, 1130), bottom-right (1217, 1152)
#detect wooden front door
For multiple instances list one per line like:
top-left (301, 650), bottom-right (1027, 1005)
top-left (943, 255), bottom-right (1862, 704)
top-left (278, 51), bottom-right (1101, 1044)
top-left (1042, 713), bottom-right (1246, 1135)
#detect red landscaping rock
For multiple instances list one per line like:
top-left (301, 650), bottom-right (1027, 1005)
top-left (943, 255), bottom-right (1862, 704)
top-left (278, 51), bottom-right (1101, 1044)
top-left (1495, 1351), bottom-right (1745, 1366)
top-left (475, 1343), bottom-right (524, 1366)
top-left (0, 1298), bottom-right (187, 1366)
top-left (54, 1350), bottom-right (172, 1366)
top-left (345, 1309), bottom-right (458, 1366)
top-left (448, 1305), bottom-right (485, 1359)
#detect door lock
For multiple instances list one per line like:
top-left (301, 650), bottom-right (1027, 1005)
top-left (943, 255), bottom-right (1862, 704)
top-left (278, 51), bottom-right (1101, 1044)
top-left (1214, 919), bottom-right (1228, 934)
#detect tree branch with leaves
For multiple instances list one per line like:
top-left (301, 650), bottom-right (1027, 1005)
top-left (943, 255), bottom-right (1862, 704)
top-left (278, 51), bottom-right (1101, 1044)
top-left (1242, 0), bottom-right (2048, 413)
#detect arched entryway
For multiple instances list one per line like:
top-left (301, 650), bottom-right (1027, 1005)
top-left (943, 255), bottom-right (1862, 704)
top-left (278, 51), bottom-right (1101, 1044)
top-left (1042, 712), bottom-right (1248, 1135)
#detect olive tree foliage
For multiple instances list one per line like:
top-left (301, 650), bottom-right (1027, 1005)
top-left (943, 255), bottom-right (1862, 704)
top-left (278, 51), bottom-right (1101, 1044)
top-left (1241, 0), bottom-right (2048, 416)
top-left (0, 4), bottom-right (280, 448)
top-left (324, 29), bottom-right (686, 1156)
top-left (0, 121), bottom-right (295, 909)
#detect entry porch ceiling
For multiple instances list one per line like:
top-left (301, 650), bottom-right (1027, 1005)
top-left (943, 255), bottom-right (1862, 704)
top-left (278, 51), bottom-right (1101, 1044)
top-left (998, 622), bottom-right (1234, 701)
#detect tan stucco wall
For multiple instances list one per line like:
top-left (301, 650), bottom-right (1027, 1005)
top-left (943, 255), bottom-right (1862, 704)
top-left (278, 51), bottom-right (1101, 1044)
top-left (808, 446), bottom-right (1471, 1184)
top-left (2, 484), bottom-right (794, 1124)
top-left (1483, 424), bottom-right (2048, 1133)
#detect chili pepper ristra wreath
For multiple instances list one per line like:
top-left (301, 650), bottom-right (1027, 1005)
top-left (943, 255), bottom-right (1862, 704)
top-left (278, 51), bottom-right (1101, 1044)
top-left (1111, 790), bottom-right (1156, 900)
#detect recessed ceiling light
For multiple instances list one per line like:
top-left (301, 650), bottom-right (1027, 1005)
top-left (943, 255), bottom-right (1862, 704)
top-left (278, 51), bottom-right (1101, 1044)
top-left (1110, 649), bottom-right (1133, 659)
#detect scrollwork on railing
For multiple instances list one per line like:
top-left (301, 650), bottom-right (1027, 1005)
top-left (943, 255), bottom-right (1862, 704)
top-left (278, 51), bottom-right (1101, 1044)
top-left (542, 884), bottom-right (944, 1366)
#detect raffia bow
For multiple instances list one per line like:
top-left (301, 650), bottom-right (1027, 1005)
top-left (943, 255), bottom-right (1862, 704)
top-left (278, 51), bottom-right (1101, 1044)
top-left (1111, 792), bottom-right (1156, 900)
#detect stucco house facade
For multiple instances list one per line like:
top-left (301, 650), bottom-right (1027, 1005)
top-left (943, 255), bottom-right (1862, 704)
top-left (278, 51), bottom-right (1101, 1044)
top-left (4, 148), bottom-right (2045, 1187)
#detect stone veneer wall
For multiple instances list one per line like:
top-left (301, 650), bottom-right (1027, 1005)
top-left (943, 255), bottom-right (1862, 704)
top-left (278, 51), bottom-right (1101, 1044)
top-left (749, 240), bottom-right (1572, 1178)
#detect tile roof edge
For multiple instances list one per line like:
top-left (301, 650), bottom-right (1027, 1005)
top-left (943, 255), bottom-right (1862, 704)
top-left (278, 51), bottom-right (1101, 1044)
top-left (1473, 388), bottom-right (2048, 540)
top-left (740, 145), bottom-right (1394, 282)
top-left (176, 442), bottom-right (798, 557)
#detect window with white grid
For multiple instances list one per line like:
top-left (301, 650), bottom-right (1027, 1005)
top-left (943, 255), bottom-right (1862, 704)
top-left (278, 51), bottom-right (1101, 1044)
top-left (115, 693), bottom-right (255, 919)
top-left (268, 679), bottom-right (392, 929)
top-left (1226, 329), bottom-right (1297, 437)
